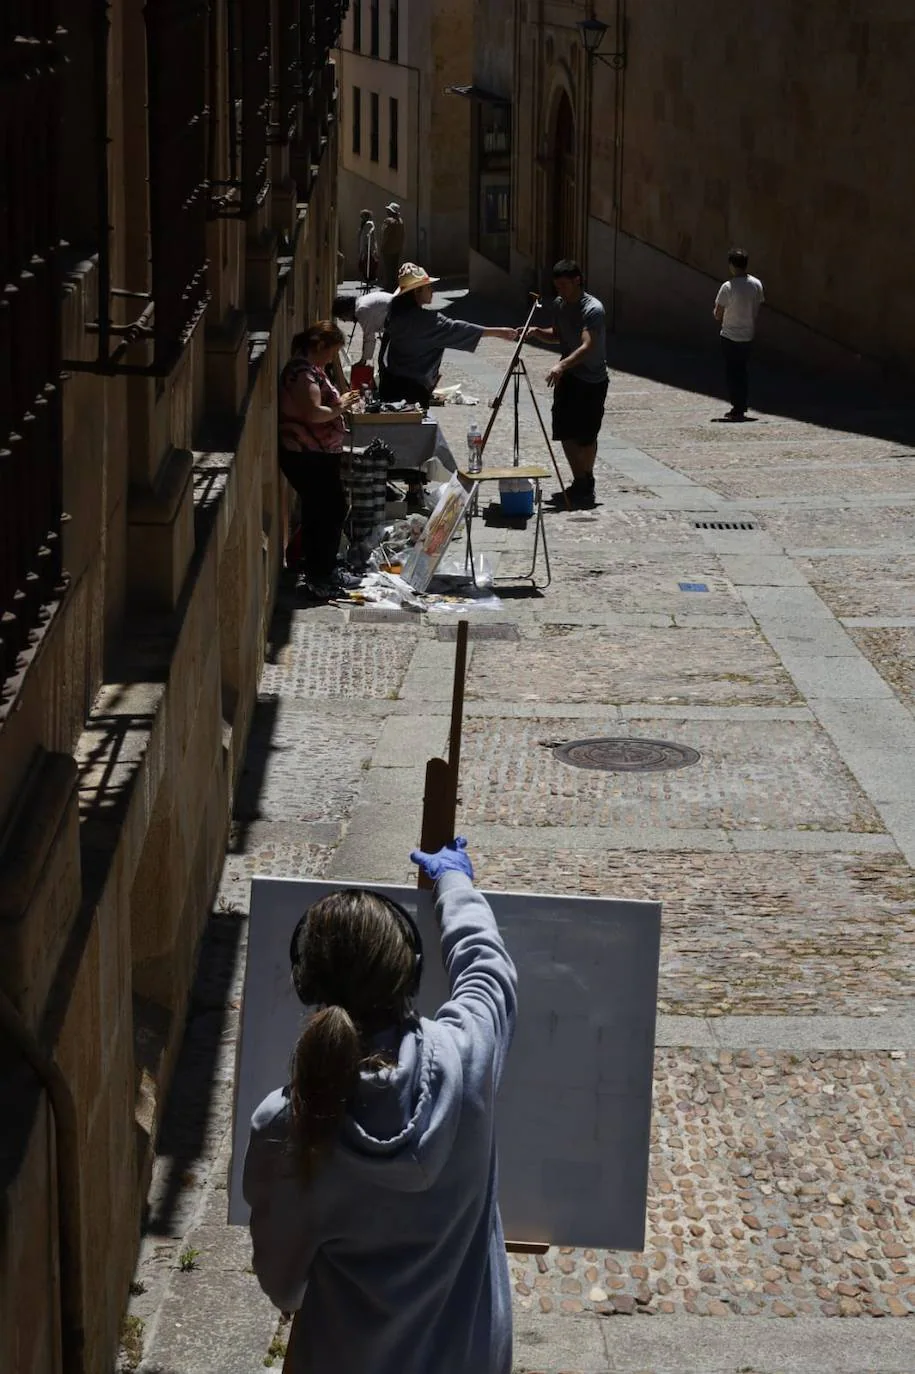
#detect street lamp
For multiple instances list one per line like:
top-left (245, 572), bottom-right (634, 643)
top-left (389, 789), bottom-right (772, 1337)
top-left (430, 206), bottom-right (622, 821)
top-left (577, 18), bottom-right (626, 69)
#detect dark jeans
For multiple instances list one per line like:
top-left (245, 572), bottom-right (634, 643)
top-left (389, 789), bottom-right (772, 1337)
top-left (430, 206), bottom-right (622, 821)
top-left (378, 373), bottom-right (432, 408)
top-left (381, 253), bottom-right (400, 292)
top-left (278, 448), bottom-right (346, 579)
top-left (721, 337), bottom-right (752, 414)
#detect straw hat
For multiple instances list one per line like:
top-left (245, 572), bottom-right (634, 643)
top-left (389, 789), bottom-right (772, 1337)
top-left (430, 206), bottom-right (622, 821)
top-left (385, 202), bottom-right (401, 215)
top-left (395, 262), bottom-right (439, 296)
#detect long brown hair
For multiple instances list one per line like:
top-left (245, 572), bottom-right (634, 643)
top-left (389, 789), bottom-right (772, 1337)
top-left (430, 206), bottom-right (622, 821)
top-left (289, 890), bottom-right (418, 1181)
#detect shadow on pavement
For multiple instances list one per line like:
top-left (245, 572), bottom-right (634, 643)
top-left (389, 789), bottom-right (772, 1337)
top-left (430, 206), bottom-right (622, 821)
top-left (438, 288), bottom-right (915, 448)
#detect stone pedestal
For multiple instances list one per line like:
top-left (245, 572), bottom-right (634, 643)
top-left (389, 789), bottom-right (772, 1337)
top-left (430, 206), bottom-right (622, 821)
top-left (204, 307), bottom-right (249, 418)
top-left (126, 446), bottom-right (195, 611)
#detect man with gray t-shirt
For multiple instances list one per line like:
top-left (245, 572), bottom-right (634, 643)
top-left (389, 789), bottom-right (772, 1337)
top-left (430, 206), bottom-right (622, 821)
top-left (714, 248), bottom-right (764, 420)
top-left (524, 260), bottom-right (608, 509)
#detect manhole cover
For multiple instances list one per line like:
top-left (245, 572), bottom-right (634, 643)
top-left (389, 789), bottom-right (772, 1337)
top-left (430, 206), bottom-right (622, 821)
top-left (553, 738), bottom-right (701, 773)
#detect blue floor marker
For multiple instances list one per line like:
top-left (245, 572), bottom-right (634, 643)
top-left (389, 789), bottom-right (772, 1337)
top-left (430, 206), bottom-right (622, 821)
top-left (679, 582), bottom-right (709, 592)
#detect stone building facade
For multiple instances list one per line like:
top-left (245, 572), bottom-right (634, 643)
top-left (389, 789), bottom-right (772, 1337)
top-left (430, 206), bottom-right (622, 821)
top-left (336, 0), bottom-right (473, 278)
top-left (0, 4), bottom-right (344, 1371)
top-left (506, 0), bottom-right (914, 374)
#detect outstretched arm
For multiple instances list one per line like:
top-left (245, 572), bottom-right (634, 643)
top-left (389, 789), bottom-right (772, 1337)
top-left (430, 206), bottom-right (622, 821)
top-left (411, 840), bottom-right (518, 1084)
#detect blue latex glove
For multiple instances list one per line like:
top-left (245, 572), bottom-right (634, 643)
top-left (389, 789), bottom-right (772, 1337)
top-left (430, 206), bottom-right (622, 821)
top-left (410, 836), bottom-right (474, 882)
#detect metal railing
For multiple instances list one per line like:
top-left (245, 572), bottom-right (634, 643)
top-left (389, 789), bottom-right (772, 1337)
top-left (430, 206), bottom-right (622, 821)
top-left (1, 3), bottom-right (66, 691)
top-left (146, 0), bottom-right (210, 372)
top-left (210, 0), bottom-right (271, 216)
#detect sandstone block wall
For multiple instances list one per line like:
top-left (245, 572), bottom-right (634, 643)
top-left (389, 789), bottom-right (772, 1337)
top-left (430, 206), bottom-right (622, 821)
top-left (0, 32), bottom-right (340, 1374)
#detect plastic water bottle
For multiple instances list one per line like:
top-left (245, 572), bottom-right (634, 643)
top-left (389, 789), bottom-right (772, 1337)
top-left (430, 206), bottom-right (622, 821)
top-left (466, 422), bottom-right (483, 474)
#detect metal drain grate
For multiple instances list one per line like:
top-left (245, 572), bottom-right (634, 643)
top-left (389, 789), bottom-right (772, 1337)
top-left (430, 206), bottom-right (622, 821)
top-left (553, 738), bottom-right (701, 773)
top-left (693, 520), bottom-right (758, 531)
top-left (435, 623), bottom-right (520, 642)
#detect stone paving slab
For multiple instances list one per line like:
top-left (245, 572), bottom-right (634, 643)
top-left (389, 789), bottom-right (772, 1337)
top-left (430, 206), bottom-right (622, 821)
top-left (504, 558), bottom-right (744, 620)
top-left (470, 846), bottom-right (915, 1017)
top-left (509, 1050), bottom-right (914, 1322)
top-left (464, 626), bottom-right (799, 708)
top-left (511, 1311), bottom-right (915, 1373)
top-left (233, 701), bottom-right (382, 824)
top-left (457, 717), bottom-right (883, 833)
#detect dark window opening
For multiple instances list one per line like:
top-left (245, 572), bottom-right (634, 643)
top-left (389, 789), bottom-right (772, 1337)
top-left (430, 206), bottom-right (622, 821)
top-left (370, 91), bottom-right (379, 162)
top-left (470, 98), bottom-right (512, 271)
top-left (352, 0), bottom-right (361, 53)
top-left (389, 96), bottom-right (399, 169)
top-left (352, 85), bottom-right (362, 154)
top-left (389, 0), bottom-right (399, 61)
top-left (370, 0), bottom-right (380, 57)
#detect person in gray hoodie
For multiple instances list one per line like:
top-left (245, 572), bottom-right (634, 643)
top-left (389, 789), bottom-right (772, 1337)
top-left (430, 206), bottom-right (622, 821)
top-left (243, 837), bottom-right (518, 1374)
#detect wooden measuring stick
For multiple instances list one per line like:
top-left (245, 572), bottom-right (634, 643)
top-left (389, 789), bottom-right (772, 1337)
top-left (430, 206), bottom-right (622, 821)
top-left (416, 620), bottom-right (469, 889)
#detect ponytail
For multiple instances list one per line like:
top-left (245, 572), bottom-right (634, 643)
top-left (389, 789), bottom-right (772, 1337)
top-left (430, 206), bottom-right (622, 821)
top-left (290, 1005), bottom-right (362, 1181)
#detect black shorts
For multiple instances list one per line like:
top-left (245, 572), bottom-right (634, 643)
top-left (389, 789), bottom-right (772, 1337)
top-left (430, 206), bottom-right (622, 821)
top-left (552, 374), bottom-right (608, 445)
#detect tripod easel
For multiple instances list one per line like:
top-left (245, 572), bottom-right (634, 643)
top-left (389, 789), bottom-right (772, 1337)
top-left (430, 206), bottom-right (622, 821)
top-left (477, 296), bottom-right (569, 508)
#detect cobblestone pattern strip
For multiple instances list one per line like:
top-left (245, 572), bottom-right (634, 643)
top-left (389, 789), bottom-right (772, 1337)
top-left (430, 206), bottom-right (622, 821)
top-left (457, 717), bottom-right (883, 833)
top-left (849, 627), bottom-right (915, 711)
top-left (258, 623), bottom-right (418, 699)
top-left (512, 1050), bottom-right (914, 1321)
top-left (798, 556), bottom-right (915, 621)
top-left (471, 847), bottom-right (915, 1018)
top-left (465, 626), bottom-right (799, 708)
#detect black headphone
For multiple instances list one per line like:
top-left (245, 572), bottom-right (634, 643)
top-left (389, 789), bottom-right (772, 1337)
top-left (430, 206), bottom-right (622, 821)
top-left (288, 889), bottom-right (424, 1008)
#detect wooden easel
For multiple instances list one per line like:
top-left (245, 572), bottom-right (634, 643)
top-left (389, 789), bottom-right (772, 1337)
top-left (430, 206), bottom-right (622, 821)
top-left (415, 621), bottom-right (548, 1257)
top-left (477, 295), bottom-right (569, 509)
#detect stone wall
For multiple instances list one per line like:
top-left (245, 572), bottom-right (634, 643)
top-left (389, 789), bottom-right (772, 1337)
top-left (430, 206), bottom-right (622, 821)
top-left (510, 0), bottom-right (914, 375)
top-left (337, 0), bottom-right (472, 279)
top-left (0, 14), bottom-right (341, 1371)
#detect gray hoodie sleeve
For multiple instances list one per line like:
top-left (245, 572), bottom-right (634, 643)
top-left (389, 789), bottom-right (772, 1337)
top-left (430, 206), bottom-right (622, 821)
top-left (432, 871), bottom-right (518, 1085)
top-left (243, 1091), bottom-right (314, 1312)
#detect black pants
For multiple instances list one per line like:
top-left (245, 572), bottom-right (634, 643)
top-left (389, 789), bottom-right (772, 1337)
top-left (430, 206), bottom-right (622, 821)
top-left (279, 448), bottom-right (346, 579)
top-left (378, 373), bottom-right (432, 408)
top-left (721, 338), bottom-right (751, 415)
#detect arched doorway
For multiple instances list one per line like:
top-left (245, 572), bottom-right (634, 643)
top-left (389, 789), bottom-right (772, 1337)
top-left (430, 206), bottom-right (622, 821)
top-left (550, 90), bottom-right (576, 269)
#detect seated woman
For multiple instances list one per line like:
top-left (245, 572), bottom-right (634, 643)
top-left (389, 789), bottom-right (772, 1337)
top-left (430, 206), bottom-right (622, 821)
top-left (244, 838), bottom-right (518, 1374)
top-left (379, 263), bottom-right (517, 408)
top-left (278, 322), bottom-right (361, 598)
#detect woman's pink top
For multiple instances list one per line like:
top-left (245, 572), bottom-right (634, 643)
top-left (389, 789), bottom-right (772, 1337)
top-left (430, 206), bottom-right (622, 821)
top-left (280, 359), bottom-right (346, 453)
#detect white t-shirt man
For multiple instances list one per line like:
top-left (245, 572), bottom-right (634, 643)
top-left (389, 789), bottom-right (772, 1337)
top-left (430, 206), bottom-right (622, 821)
top-left (714, 273), bottom-right (764, 342)
top-left (355, 290), bottom-right (394, 363)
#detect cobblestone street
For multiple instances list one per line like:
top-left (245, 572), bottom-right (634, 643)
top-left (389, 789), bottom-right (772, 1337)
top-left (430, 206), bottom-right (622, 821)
top-left (125, 298), bottom-right (915, 1374)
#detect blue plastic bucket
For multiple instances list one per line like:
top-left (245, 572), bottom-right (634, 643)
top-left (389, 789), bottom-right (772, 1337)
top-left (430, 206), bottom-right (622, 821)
top-left (499, 478), bottom-right (535, 517)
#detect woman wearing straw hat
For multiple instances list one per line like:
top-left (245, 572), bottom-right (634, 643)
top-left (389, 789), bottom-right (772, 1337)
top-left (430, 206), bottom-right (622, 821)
top-left (379, 264), bottom-right (516, 408)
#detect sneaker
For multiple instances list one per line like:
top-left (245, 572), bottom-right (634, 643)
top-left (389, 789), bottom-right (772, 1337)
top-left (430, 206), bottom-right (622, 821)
top-left (295, 574), bottom-right (334, 601)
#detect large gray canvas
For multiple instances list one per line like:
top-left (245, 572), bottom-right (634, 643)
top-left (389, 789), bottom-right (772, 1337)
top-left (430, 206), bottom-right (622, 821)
top-left (229, 879), bottom-right (661, 1251)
